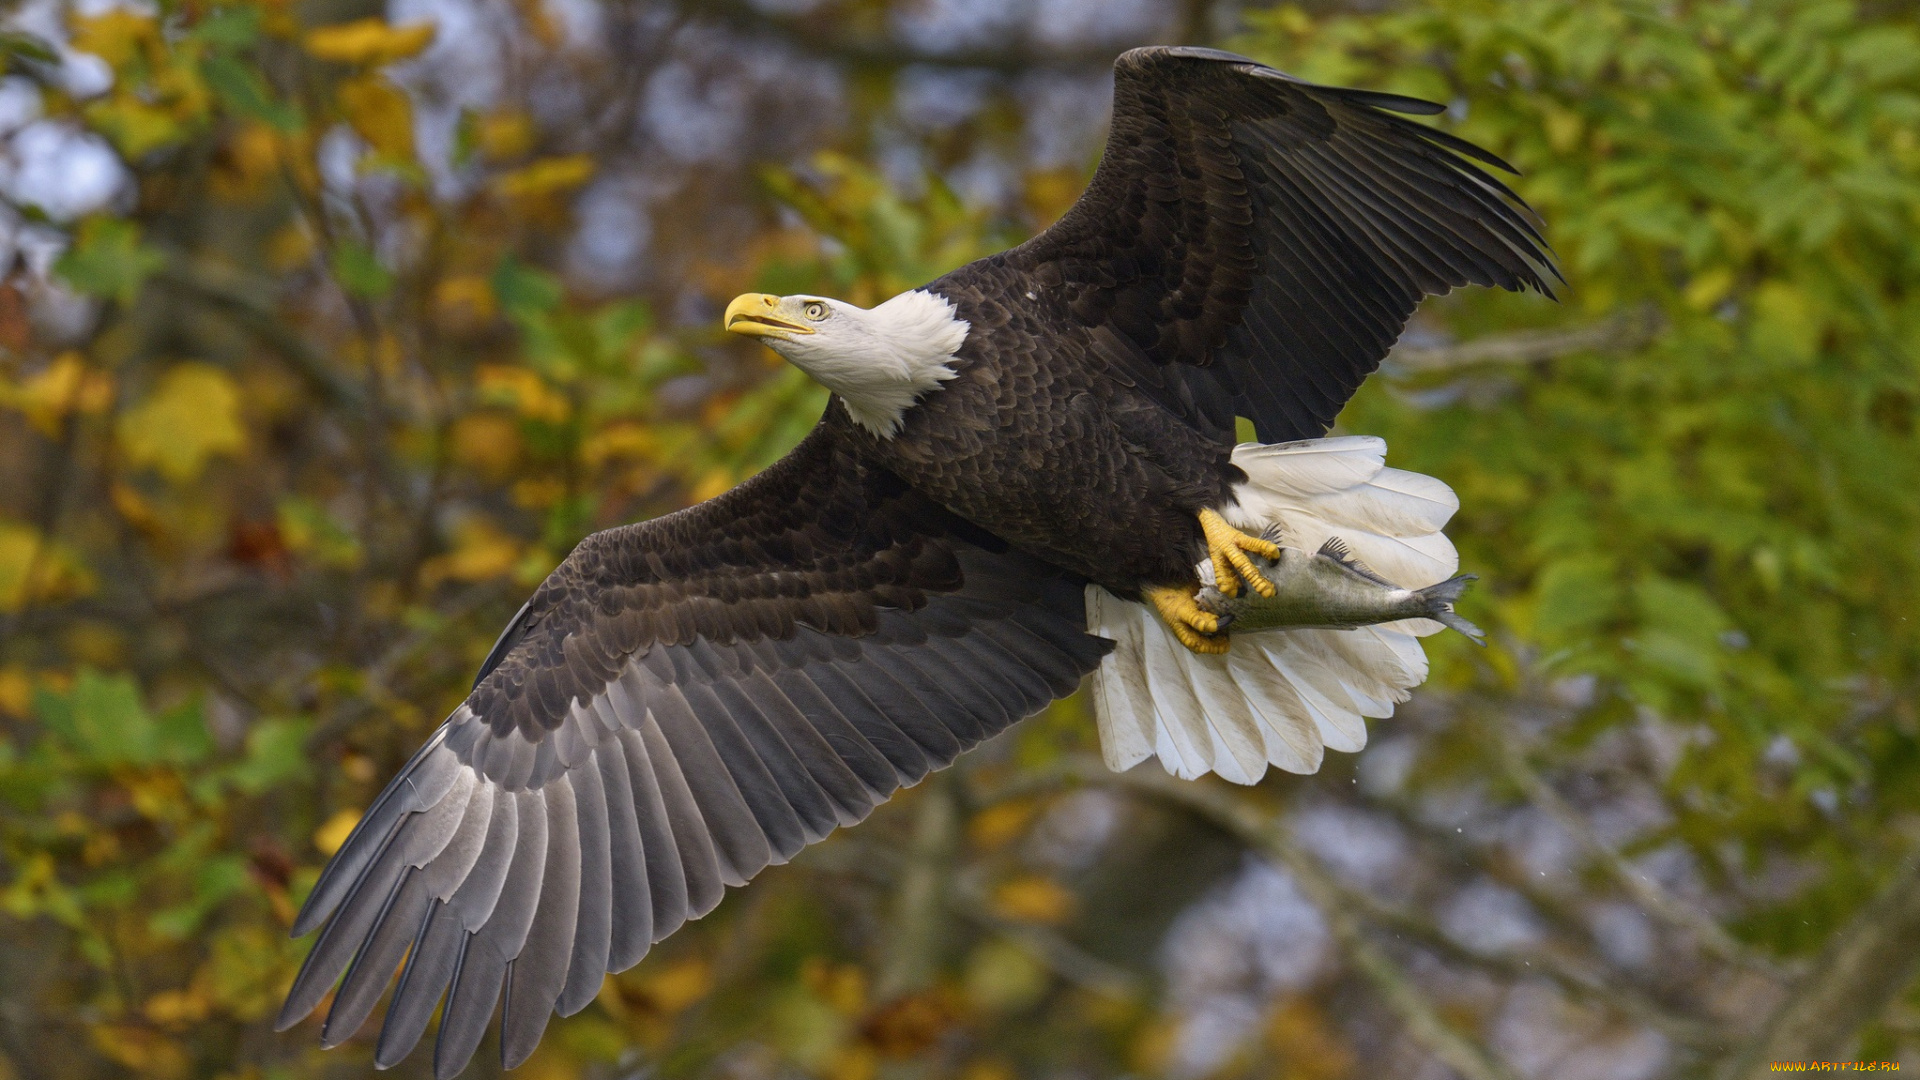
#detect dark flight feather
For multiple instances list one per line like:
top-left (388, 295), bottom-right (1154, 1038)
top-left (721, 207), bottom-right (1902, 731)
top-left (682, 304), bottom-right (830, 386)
top-left (972, 46), bottom-right (1557, 444)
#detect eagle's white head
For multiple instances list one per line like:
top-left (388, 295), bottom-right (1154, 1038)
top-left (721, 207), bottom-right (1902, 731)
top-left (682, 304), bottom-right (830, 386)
top-left (723, 289), bottom-right (969, 438)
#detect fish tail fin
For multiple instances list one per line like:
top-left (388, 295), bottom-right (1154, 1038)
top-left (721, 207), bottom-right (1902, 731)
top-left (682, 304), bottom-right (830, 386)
top-left (1414, 574), bottom-right (1487, 646)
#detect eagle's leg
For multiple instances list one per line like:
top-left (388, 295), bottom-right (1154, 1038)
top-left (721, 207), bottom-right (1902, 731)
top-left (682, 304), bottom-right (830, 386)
top-left (1145, 584), bottom-right (1231, 655)
top-left (1198, 509), bottom-right (1280, 599)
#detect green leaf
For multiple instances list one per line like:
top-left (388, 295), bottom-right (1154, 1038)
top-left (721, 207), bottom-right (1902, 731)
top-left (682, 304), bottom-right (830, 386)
top-left (490, 255), bottom-right (563, 321)
top-left (188, 7), bottom-right (261, 51)
top-left (226, 717), bottom-right (312, 794)
top-left (54, 218), bottom-right (166, 305)
top-left (43, 669), bottom-right (158, 766)
top-left (155, 701), bottom-right (213, 765)
top-left (330, 240), bottom-right (394, 298)
top-left (201, 54), bottom-right (300, 131)
top-left (0, 29), bottom-right (59, 67)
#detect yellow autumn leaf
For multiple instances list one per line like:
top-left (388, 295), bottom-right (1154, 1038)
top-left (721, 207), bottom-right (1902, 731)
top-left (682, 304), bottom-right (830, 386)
top-left (691, 468), bottom-right (735, 503)
top-left (800, 957), bottom-right (868, 1016)
top-left (142, 988), bottom-right (210, 1028)
top-left (433, 274), bottom-right (497, 323)
top-left (85, 94), bottom-right (188, 159)
top-left (967, 799), bottom-right (1036, 851)
top-left (582, 422), bottom-right (658, 468)
top-left (116, 363), bottom-right (247, 483)
top-left (69, 9), bottom-right (159, 70)
top-left (266, 221), bottom-right (316, 270)
top-left (421, 517), bottom-right (522, 588)
top-left (313, 808), bottom-right (362, 856)
top-left (989, 874), bottom-right (1077, 925)
top-left (492, 155), bottom-right (595, 200)
top-left (637, 956), bottom-right (711, 1014)
top-left (209, 123), bottom-right (282, 203)
top-left (476, 364), bottom-right (570, 422)
top-left (88, 1023), bottom-right (190, 1080)
top-left (0, 352), bottom-right (115, 436)
top-left (0, 665), bottom-right (31, 717)
top-left (450, 412), bottom-right (522, 477)
top-left (337, 74), bottom-right (414, 160)
top-left (0, 519), bottom-right (96, 612)
top-left (477, 110), bottom-right (536, 160)
top-left (303, 18), bottom-right (437, 65)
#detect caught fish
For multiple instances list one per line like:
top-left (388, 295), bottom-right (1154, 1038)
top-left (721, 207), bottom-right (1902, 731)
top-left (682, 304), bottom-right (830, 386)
top-left (1196, 537), bottom-right (1486, 644)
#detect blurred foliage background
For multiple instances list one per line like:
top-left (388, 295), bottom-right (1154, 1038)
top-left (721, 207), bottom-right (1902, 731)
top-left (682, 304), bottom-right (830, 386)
top-left (0, 0), bottom-right (1917, 1077)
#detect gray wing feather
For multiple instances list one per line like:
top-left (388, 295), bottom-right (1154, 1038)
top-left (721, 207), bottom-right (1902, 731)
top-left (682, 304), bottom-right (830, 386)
top-left (434, 790), bottom-right (548, 1079)
top-left (500, 779), bottom-right (580, 1068)
top-left (282, 512), bottom-right (1107, 1078)
top-left (291, 730), bottom-right (461, 936)
top-left (320, 869), bottom-right (428, 1047)
top-left (646, 681), bottom-right (776, 881)
top-left (630, 720), bottom-right (724, 925)
top-left (557, 752), bottom-right (613, 1016)
top-left (375, 900), bottom-right (461, 1067)
top-left (592, 727), bottom-right (655, 969)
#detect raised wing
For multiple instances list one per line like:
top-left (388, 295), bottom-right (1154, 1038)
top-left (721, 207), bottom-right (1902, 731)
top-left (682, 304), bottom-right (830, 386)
top-left (999, 46), bottom-right (1557, 442)
top-left (276, 424), bottom-right (1109, 1077)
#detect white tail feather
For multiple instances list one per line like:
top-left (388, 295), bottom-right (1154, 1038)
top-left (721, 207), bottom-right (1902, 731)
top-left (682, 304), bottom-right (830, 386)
top-left (1087, 437), bottom-right (1460, 785)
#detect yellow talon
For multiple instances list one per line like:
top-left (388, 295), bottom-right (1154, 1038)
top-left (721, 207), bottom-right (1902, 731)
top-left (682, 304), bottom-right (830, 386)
top-left (1146, 583), bottom-right (1230, 655)
top-left (1198, 508), bottom-right (1280, 599)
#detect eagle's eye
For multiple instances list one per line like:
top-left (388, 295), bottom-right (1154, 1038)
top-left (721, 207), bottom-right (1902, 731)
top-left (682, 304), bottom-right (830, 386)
top-left (803, 301), bottom-right (828, 321)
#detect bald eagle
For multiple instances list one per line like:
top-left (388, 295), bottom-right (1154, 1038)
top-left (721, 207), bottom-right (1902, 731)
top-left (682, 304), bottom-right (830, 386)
top-left (278, 47), bottom-right (1553, 1075)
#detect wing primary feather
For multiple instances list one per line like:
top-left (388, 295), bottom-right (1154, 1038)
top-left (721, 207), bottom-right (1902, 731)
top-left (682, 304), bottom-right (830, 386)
top-left (593, 725), bottom-right (655, 969)
top-left (278, 819), bottom-right (416, 1026)
top-left (702, 677), bottom-right (841, 845)
top-left (878, 639), bottom-right (1007, 735)
top-left (445, 780), bottom-right (521, 932)
top-left (861, 645), bottom-right (981, 744)
top-left (293, 731), bottom-right (459, 935)
top-left (558, 748), bottom-right (614, 1014)
top-left (837, 658), bottom-right (961, 766)
top-left (645, 681), bottom-right (775, 882)
top-left (971, 617), bottom-right (1094, 698)
top-left (435, 789), bottom-right (549, 1079)
top-left (801, 663), bottom-right (930, 784)
top-left (500, 779), bottom-right (581, 1068)
top-left (921, 635), bottom-right (1032, 727)
top-left (432, 932), bottom-right (503, 1080)
top-left (767, 668), bottom-right (899, 798)
top-left (631, 717), bottom-right (727, 921)
top-left (320, 868), bottom-right (429, 1048)
top-left (943, 630), bottom-right (1052, 715)
top-left (375, 898), bottom-right (462, 1069)
top-left (738, 669), bottom-right (874, 826)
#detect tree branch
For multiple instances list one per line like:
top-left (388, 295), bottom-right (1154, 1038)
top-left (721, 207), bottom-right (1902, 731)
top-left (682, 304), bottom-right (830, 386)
top-left (675, 0), bottom-right (1139, 75)
top-left (1489, 727), bottom-right (1787, 976)
top-left (875, 773), bottom-right (959, 1000)
top-left (1035, 758), bottom-right (1525, 1080)
top-left (1386, 304), bottom-right (1663, 375)
top-left (1713, 846), bottom-right (1920, 1079)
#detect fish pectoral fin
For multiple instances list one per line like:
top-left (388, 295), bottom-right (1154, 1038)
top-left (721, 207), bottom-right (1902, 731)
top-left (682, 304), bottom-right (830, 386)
top-left (1145, 583), bottom-right (1231, 655)
top-left (1198, 509), bottom-right (1280, 599)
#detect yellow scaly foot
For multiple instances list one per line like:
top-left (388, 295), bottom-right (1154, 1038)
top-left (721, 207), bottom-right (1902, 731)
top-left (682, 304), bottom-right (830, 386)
top-left (1145, 583), bottom-right (1230, 655)
top-left (1198, 508), bottom-right (1280, 599)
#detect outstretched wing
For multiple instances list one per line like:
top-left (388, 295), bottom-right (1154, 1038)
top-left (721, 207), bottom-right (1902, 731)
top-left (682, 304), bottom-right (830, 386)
top-left (276, 423), bottom-right (1109, 1077)
top-left (994, 46), bottom-right (1557, 443)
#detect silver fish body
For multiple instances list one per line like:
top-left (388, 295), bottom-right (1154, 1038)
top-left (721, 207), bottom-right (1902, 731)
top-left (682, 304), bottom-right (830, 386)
top-left (1196, 540), bottom-right (1486, 644)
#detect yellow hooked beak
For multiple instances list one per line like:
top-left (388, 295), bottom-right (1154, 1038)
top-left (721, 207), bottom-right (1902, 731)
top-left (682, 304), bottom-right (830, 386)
top-left (724, 293), bottom-right (815, 338)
